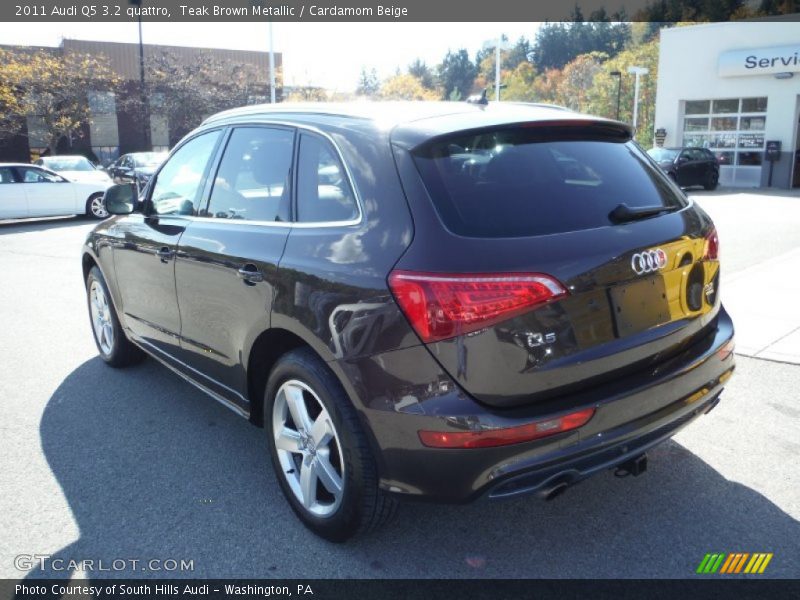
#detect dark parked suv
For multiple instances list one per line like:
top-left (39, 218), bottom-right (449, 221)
top-left (83, 102), bottom-right (735, 541)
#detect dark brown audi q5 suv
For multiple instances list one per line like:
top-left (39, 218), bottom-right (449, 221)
top-left (83, 101), bottom-right (735, 541)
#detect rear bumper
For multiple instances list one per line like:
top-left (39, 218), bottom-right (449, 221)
top-left (335, 305), bottom-right (735, 503)
top-left (485, 387), bottom-right (722, 500)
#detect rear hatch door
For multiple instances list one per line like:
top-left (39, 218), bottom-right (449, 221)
top-left (390, 118), bottom-right (721, 408)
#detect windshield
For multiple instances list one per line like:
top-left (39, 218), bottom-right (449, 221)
top-left (647, 148), bottom-right (679, 162)
top-left (134, 152), bottom-right (168, 167)
top-left (412, 128), bottom-right (686, 238)
top-left (42, 157), bottom-right (95, 171)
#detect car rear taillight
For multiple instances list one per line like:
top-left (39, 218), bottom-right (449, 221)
top-left (387, 271), bottom-right (568, 343)
top-left (418, 408), bottom-right (595, 449)
top-left (703, 228), bottom-right (719, 260)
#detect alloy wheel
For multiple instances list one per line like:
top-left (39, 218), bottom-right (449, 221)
top-left (90, 195), bottom-right (109, 218)
top-left (272, 379), bottom-right (345, 517)
top-left (89, 280), bottom-right (114, 355)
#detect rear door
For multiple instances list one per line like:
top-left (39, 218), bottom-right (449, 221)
top-left (0, 167), bottom-right (27, 218)
top-left (174, 125), bottom-right (294, 404)
top-left (15, 166), bottom-right (76, 216)
top-left (392, 121), bottom-right (720, 408)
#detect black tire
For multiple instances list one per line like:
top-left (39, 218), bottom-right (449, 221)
top-left (703, 170), bottom-right (719, 191)
top-left (264, 348), bottom-right (397, 542)
top-left (85, 193), bottom-right (108, 220)
top-left (86, 266), bottom-right (145, 367)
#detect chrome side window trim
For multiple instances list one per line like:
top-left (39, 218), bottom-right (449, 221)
top-left (188, 119), bottom-right (365, 229)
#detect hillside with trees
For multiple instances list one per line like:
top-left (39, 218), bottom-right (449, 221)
top-left (354, 0), bottom-right (795, 145)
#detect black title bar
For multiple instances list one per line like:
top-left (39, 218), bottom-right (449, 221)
top-left (3, 579), bottom-right (800, 600)
top-left (0, 0), bottom-right (746, 22)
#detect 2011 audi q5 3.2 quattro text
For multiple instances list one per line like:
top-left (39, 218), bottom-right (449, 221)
top-left (82, 101), bottom-right (735, 541)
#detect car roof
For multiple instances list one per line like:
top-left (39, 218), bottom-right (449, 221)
top-left (38, 155), bottom-right (88, 160)
top-left (201, 101), bottom-right (631, 149)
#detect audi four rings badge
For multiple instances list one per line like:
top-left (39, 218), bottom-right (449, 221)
top-left (631, 249), bottom-right (667, 275)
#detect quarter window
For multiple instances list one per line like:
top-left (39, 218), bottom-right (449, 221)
top-left (206, 127), bottom-right (294, 222)
top-left (296, 135), bottom-right (358, 223)
top-left (150, 131), bottom-right (221, 216)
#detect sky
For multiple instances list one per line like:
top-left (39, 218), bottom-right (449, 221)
top-left (0, 22), bottom-right (542, 92)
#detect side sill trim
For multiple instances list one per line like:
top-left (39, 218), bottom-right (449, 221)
top-left (133, 338), bottom-right (250, 420)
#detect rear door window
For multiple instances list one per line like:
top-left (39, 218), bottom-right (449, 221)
top-left (205, 127), bottom-right (295, 222)
top-left (412, 126), bottom-right (686, 238)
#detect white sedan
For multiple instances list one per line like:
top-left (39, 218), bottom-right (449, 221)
top-left (0, 163), bottom-right (113, 220)
top-left (34, 155), bottom-right (113, 186)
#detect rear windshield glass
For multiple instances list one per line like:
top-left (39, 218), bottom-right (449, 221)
top-left (412, 127), bottom-right (686, 238)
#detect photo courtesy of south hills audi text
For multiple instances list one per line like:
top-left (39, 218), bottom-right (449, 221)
top-left (1, 0), bottom-right (800, 598)
top-left (15, 583), bottom-right (315, 597)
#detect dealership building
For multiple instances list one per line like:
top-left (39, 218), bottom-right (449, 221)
top-left (0, 39), bottom-right (280, 165)
top-left (654, 20), bottom-right (800, 189)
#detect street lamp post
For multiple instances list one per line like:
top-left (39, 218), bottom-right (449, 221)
top-left (268, 21), bottom-right (276, 103)
top-left (627, 66), bottom-right (649, 135)
top-left (482, 37), bottom-right (511, 102)
top-left (129, 0), bottom-right (150, 150)
top-left (610, 70), bottom-right (622, 121)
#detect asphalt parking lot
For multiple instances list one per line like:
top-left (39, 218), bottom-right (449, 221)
top-left (1, 189), bottom-right (799, 579)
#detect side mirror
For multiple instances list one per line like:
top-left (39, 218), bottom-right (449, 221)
top-left (104, 183), bottom-right (138, 215)
top-left (677, 156), bottom-right (689, 164)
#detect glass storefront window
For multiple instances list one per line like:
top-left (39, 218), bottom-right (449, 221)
top-left (738, 133), bottom-right (764, 149)
top-left (741, 97), bottom-right (768, 113)
top-left (713, 151), bottom-right (734, 166)
top-left (737, 152), bottom-right (762, 166)
top-left (684, 117), bottom-right (709, 131)
top-left (740, 116), bottom-right (766, 131)
top-left (680, 97), bottom-right (767, 187)
top-left (92, 146), bottom-right (119, 166)
top-left (710, 133), bottom-right (736, 148)
top-left (683, 134), bottom-right (711, 148)
top-left (712, 99), bottom-right (739, 113)
top-left (684, 100), bottom-right (710, 115)
top-left (711, 117), bottom-right (738, 131)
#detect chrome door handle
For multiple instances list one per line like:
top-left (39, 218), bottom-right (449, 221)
top-left (237, 264), bottom-right (263, 284)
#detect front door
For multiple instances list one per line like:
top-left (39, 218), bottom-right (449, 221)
top-left (175, 126), bottom-right (295, 405)
top-left (111, 130), bottom-right (223, 358)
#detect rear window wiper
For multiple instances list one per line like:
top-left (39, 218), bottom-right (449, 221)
top-left (608, 203), bottom-right (679, 224)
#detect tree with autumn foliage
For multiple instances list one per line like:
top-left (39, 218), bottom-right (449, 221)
top-left (379, 74), bottom-right (439, 101)
top-left (500, 62), bottom-right (538, 102)
top-left (0, 48), bottom-right (122, 155)
top-left (584, 37), bottom-right (660, 146)
top-left (143, 50), bottom-right (277, 141)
